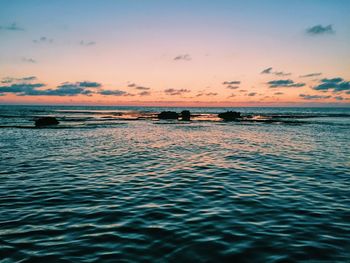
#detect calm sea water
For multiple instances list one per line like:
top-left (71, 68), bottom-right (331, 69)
top-left (0, 105), bottom-right (349, 262)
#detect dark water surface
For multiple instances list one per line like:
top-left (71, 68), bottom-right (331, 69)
top-left (0, 106), bottom-right (349, 262)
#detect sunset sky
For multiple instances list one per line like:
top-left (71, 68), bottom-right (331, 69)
top-left (0, 0), bottom-right (349, 106)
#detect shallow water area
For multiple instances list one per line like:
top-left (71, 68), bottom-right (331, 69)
top-left (0, 105), bottom-right (349, 262)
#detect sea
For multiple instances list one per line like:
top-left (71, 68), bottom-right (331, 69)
top-left (0, 105), bottom-right (349, 262)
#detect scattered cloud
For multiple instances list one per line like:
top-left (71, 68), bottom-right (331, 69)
top-left (299, 94), bottom-right (331, 100)
top-left (138, 91), bottom-right (151, 96)
top-left (274, 92), bottom-right (284, 95)
top-left (1, 76), bottom-right (37, 84)
top-left (306, 24), bottom-right (335, 35)
top-left (223, 81), bottom-right (241, 85)
top-left (0, 83), bottom-right (46, 95)
top-left (0, 22), bottom-right (24, 31)
top-left (33, 36), bottom-right (54, 44)
top-left (247, 92), bottom-right (257, 97)
top-left (77, 81), bottom-right (101, 88)
top-left (80, 40), bottom-right (96, 46)
top-left (261, 67), bottom-right (273, 74)
top-left (313, 78), bottom-right (350, 93)
top-left (127, 83), bottom-right (150, 90)
top-left (22, 57), bottom-right (37, 63)
top-left (164, 88), bottom-right (191, 95)
top-left (226, 85), bottom-right (239, 90)
top-left (267, 79), bottom-right (305, 88)
top-left (0, 80), bottom-right (102, 96)
top-left (227, 94), bottom-right (236, 98)
top-left (98, 90), bottom-right (127, 96)
top-left (300, 73), bottom-right (322, 78)
top-left (261, 67), bottom-right (291, 76)
top-left (223, 81), bottom-right (241, 90)
top-left (174, 54), bottom-right (191, 61)
top-left (196, 92), bottom-right (218, 97)
top-left (274, 71), bottom-right (291, 76)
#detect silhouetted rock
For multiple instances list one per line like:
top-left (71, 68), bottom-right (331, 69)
top-left (35, 117), bottom-right (59, 127)
top-left (181, 110), bottom-right (191, 121)
top-left (158, 111), bottom-right (179, 120)
top-left (218, 111), bottom-right (241, 121)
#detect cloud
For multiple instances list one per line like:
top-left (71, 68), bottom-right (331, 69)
top-left (313, 78), bottom-right (350, 93)
top-left (0, 22), bottom-right (24, 31)
top-left (0, 83), bottom-right (46, 95)
top-left (300, 73), bottom-right (322, 78)
top-left (22, 57), bottom-right (37, 63)
top-left (174, 54), bottom-right (191, 61)
top-left (0, 80), bottom-right (102, 96)
top-left (299, 94), bottom-right (331, 100)
top-left (164, 88), bottom-right (191, 95)
top-left (267, 79), bottom-right (305, 88)
top-left (127, 83), bottom-right (150, 90)
top-left (196, 92), bottom-right (218, 97)
top-left (223, 81), bottom-right (241, 90)
top-left (227, 94), bottom-right (236, 98)
top-left (1, 76), bottom-right (37, 84)
top-left (274, 92), bottom-right (284, 95)
top-left (223, 81), bottom-right (241, 85)
top-left (306, 24), bottom-right (335, 35)
top-left (261, 67), bottom-right (291, 76)
top-left (247, 92), bottom-right (257, 97)
top-left (139, 91), bottom-right (151, 96)
top-left (135, 86), bottom-right (150, 90)
top-left (274, 71), bottom-right (291, 76)
top-left (98, 90), bottom-right (127, 96)
top-left (261, 67), bottom-right (273, 74)
top-left (80, 40), bottom-right (96, 46)
top-left (33, 36), bottom-right (53, 44)
top-left (77, 81), bottom-right (101, 88)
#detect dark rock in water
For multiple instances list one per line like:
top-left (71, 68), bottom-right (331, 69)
top-left (218, 111), bottom-right (241, 121)
top-left (181, 110), bottom-right (191, 121)
top-left (35, 117), bottom-right (59, 127)
top-left (158, 111), bottom-right (179, 120)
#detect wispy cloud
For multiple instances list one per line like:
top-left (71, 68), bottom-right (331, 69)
top-left (274, 92), bottom-right (284, 95)
top-left (80, 40), bottom-right (96, 46)
top-left (98, 90), bottom-right (127, 96)
top-left (33, 36), bottom-right (54, 44)
top-left (267, 79), bottom-right (305, 88)
top-left (223, 81), bottom-right (241, 90)
top-left (174, 54), bottom-right (191, 61)
top-left (306, 24), bottom-right (335, 35)
top-left (22, 57), bottom-right (37, 63)
top-left (299, 73), bottom-right (322, 78)
top-left (128, 83), bottom-right (150, 90)
top-left (1, 76), bottom-right (37, 84)
top-left (164, 88), bottom-right (191, 95)
top-left (299, 94), bottom-right (331, 100)
top-left (313, 78), bottom-right (350, 93)
top-left (247, 92), bottom-right (257, 97)
top-left (196, 92), bottom-right (218, 97)
top-left (261, 67), bottom-right (291, 76)
top-left (0, 22), bottom-right (24, 31)
top-left (138, 91), bottom-right (151, 96)
top-left (223, 81), bottom-right (241, 85)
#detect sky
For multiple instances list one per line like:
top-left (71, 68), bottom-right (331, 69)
top-left (0, 0), bottom-right (349, 106)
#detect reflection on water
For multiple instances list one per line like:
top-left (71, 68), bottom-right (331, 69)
top-left (0, 106), bottom-right (349, 262)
